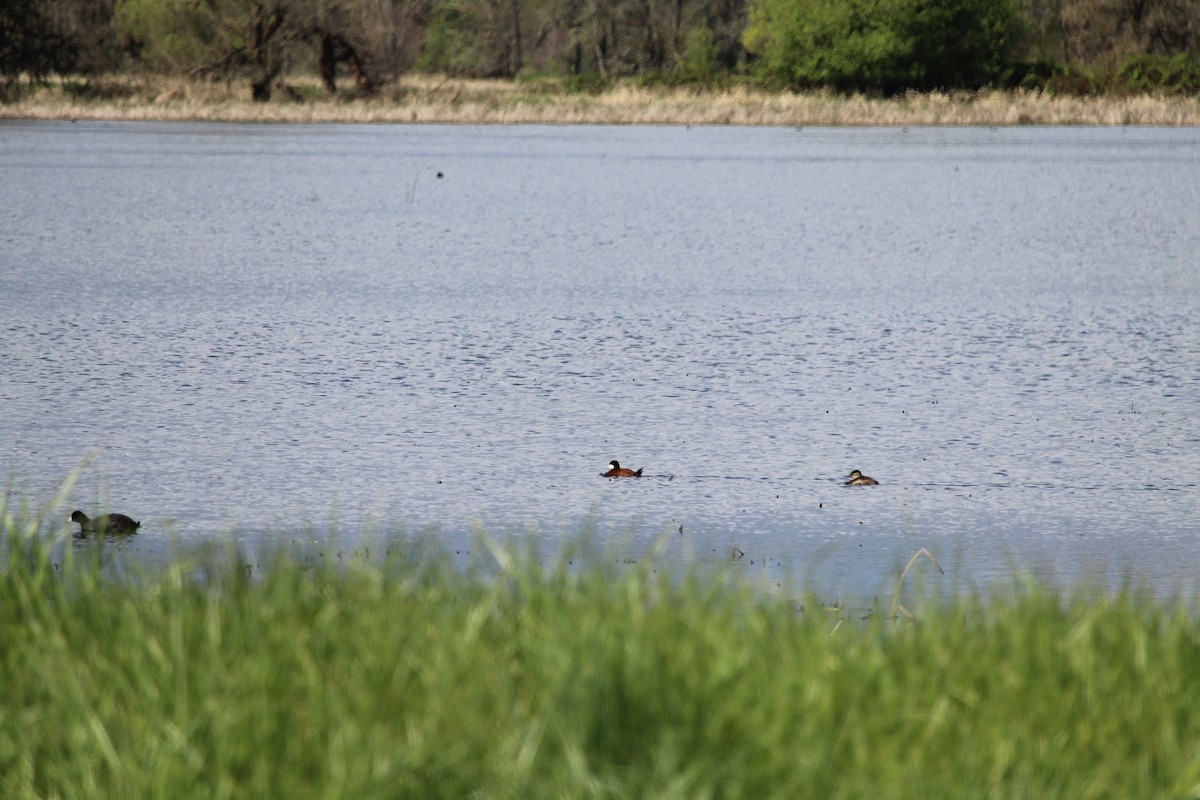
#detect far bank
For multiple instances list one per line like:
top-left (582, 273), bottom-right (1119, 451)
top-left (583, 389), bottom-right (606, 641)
top-left (4, 75), bottom-right (1200, 126)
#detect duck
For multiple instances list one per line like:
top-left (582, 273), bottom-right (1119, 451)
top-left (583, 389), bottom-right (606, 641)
top-left (71, 510), bottom-right (141, 535)
top-left (845, 470), bottom-right (879, 486)
top-left (603, 460), bottom-right (643, 478)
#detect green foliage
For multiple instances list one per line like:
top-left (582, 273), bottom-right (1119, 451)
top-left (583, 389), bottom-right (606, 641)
top-left (113, 0), bottom-right (297, 99)
top-left (903, 0), bottom-right (1020, 89)
top-left (417, 0), bottom-right (524, 77)
top-left (8, 0), bottom-right (1200, 101)
top-left (561, 70), bottom-right (610, 93)
top-left (743, 0), bottom-right (1020, 92)
top-left (4, 500), bottom-right (1200, 798)
top-left (113, 0), bottom-right (211, 71)
top-left (0, 0), bottom-right (61, 97)
top-left (417, 1), bottom-right (477, 74)
top-left (9, 0), bottom-right (1199, 96)
top-left (1116, 53), bottom-right (1200, 95)
top-left (677, 24), bottom-right (720, 80)
top-left (1041, 64), bottom-right (1101, 95)
top-left (1008, 58), bottom-right (1064, 90)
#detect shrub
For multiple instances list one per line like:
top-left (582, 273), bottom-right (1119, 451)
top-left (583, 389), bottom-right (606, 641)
top-left (677, 25), bottom-right (720, 81)
top-left (742, 0), bottom-right (1020, 93)
top-left (562, 71), bottom-right (609, 94)
top-left (418, 2), bottom-right (478, 75)
top-left (1042, 65), bottom-right (1100, 96)
top-left (1008, 59), bottom-right (1065, 90)
top-left (1116, 53), bottom-right (1200, 95)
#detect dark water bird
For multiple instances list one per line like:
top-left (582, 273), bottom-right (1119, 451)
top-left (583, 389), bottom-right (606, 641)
top-left (71, 510), bottom-right (141, 535)
top-left (603, 460), bottom-right (643, 478)
top-left (845, 470), bottom-right (879, 486)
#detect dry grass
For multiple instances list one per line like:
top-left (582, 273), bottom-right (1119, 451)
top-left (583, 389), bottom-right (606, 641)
top-left (4, 73), bottom-right (1200, 125)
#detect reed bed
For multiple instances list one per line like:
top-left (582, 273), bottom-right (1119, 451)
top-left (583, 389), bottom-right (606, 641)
top-left (5, 73), bottom-right (1200, 125)
top-left (3, 498), bottom-right (1200, 799)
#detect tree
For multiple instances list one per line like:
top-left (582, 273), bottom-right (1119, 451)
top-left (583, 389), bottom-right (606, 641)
top-left (115, 0), bottom-right (297, 99)
top-left (1, 0), bottom-right (60, 97)
top-left (1058, 0), bottom-right (1199, 68)
top-left (743, 0), bottom-right (1020, 92)
top-left (419, 0), bottom-right (524, 76)
top-left (302, 0), bottom-right (430, 94)
top-left (903, 0), bottom-right (1021, 89)
top-left (114, 0), bottom-right (428, 98)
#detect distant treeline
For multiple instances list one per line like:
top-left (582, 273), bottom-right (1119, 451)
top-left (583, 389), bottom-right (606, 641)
top-left (3, 0), bottom-right (1198, 100)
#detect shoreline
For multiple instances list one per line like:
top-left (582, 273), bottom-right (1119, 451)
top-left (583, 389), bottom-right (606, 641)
top-left (4, 75), bottom-right (1200, 126)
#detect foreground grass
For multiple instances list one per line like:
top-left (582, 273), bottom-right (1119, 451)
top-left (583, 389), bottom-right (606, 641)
top-left (3, 513), bottom-right (1200, 798)
top-left (4, 73), bottom-right (1200, 125)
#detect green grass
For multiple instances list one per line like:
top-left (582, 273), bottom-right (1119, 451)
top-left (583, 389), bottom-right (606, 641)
top-left (3, 502), bottom-right (1200, 799)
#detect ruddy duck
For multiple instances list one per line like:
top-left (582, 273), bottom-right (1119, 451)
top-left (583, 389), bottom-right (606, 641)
top-left (845, 470), bottom-right (879, 486)
top-left (71, 510), bottom-right (141, 535)
top-left (603, 460), bottom-right (643, 478)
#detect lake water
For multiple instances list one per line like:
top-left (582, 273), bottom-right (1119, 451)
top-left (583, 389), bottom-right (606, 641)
top-left (2, 120), bottom-right (1198, 599)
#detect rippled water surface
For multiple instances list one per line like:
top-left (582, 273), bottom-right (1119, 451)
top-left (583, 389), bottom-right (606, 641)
top-left (2, 121), bottom-right (1198, 597)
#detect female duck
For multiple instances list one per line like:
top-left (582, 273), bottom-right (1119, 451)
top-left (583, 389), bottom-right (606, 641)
top-left (845, 470), bottom-right (879, 486)
top-left (603, 460), bottom-right (643, 478)
top-left (71, 510), bottom-right (141, 535)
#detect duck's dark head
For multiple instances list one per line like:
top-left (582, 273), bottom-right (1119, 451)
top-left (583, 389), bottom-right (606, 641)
top-left (847, 470), bottom-right (862, 480)
top-left (607, 460), bottom-right (620, 471)
top-left (70, 510), bottom-right (89, 525)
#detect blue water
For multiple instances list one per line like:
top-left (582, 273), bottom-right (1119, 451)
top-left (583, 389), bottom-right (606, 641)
top-left (2, 121), bottom-right (1198, 598)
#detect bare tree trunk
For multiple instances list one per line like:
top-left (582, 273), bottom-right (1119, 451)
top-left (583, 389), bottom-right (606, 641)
top-left (509, 0), bottom-right (522, 75)
top-left (248, 2), bottom-right (287, 102)
top-left (319, 32), bottom-right (338, 93)
top-left (673, 0), bottom-right (684, 61)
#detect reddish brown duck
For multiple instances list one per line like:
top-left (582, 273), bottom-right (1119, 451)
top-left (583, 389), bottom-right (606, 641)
top-left (603, 460), bottom-right (643, 478)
